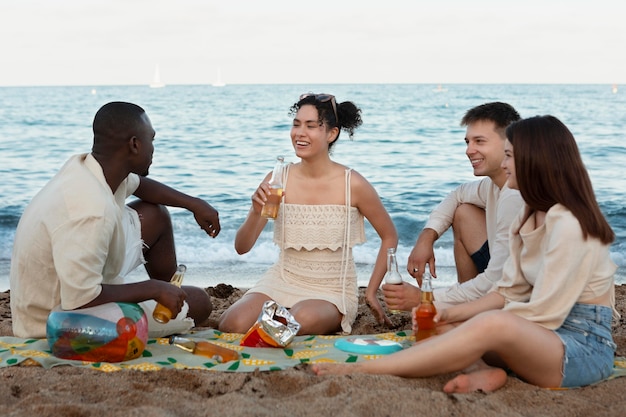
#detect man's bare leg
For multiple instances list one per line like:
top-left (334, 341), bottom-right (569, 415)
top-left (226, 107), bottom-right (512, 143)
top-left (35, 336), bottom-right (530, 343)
top-left (451, 204), bottom-right (487, 283)
top-left (129, 200), bottom-right (212, 324)
top-left (128, 200), bottom-right (177, 281)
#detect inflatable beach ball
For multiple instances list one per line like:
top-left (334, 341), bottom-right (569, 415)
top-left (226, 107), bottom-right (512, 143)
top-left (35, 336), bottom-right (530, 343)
top-left (46, 302), bottom-right (148, 363)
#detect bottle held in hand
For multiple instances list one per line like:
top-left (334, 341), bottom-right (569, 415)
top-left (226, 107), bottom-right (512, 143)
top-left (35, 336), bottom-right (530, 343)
top-left (414, 266), bottom-right (437, 341)
top-left (152, 264), bottom-right (186, 324)
top-left (260, 156), bottom-right (285, 219)
top-left (383, 247), bottom-right (403, 314)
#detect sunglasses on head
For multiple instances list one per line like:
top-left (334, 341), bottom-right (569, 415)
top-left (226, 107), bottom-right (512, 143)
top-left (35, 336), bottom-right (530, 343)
top-left (299, 93), bottom-right (338, 123)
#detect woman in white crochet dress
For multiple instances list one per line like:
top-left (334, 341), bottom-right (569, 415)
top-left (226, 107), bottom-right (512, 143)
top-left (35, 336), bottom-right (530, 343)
top-left (218, 93), bottom-right (398, 335)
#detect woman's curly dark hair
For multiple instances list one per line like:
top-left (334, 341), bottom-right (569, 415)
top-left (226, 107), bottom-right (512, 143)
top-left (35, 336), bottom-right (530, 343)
top-left (289, 94), bottom-right (363, 150)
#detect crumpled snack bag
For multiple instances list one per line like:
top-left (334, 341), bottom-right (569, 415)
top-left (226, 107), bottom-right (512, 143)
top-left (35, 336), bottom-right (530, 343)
top-left (240, 300), bottom-right (301, 348)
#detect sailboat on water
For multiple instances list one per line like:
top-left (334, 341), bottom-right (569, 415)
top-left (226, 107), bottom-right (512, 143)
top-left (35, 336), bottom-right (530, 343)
top-left (149, 65), bottom-right (165, 88)
top-left (212, 68), bottom-right (225, 87)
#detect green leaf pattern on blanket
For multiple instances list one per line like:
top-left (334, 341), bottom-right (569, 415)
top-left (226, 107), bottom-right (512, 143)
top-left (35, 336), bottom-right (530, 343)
top-left (2, 329), bottom-right (624, 381)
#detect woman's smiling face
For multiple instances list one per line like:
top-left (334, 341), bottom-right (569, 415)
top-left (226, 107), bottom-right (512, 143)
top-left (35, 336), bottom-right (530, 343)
top-left (290, 104), bottom-right (337, 159)
top-left (502, 139), bottom-right (517, 190)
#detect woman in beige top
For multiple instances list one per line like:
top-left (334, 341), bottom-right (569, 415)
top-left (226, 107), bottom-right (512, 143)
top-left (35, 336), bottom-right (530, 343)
top-left (313, 115), bottom-right (617, 393)
top-left (218, 94), bottom-right (398, 335)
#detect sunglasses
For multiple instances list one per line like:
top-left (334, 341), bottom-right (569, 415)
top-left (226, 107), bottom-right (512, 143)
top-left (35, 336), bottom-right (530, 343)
top-left (299, 93), bottom-right (338, 123)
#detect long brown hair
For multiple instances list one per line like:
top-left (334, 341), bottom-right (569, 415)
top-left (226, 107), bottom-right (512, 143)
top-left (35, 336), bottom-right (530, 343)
top-left (505, 115), bottom-right (614, 244)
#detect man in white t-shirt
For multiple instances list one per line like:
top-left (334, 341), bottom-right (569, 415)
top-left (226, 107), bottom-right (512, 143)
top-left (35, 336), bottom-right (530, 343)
top-left (383, 102), bottom-right (523, 310)
top-left (10, 102), bottom-right (221, 338)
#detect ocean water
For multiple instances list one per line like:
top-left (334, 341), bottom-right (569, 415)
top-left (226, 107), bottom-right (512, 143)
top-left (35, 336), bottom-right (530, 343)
top-left (0, 84), bottom-right (624, 291)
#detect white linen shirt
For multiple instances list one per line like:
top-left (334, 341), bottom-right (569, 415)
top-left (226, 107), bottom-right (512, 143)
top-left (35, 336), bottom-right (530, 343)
top-left (426, 177), bottom-right (524, 303)
top-left (10, 153), bottom-right (140, 337)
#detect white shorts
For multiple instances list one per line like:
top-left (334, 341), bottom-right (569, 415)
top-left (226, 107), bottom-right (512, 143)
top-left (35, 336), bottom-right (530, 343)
top-left (120, 206), bottom-right (147, 277)
top-left (121, 206), bottom-right (194, 338)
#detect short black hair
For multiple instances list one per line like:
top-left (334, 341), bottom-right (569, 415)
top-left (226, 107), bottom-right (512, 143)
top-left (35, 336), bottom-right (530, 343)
top-left (461, 102), bottom-right (521, 130)
top-left (93, 101), bottom-right (146, 142)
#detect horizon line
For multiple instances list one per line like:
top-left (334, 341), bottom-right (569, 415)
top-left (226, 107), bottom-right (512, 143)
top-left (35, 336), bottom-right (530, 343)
top-left (0, 81), bottom-right (622, 88)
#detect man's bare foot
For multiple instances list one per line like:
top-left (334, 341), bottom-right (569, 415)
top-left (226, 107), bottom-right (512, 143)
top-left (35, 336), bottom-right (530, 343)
top-left (443, 368), bottom-right (508, 393)
top-left (311, 363), bottom-right (361, 376)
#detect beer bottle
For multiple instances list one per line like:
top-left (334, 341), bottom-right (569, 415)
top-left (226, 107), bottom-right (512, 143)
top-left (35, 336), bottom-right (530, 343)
top-left (260, 156), bottom-right (285, 219)
top-left (383, 247), bottom-right (403, 314)
top-left (169, 336), bottom-right (240, 363)
top-left (152, 264), bottom-right (186, 324)
top-left (414, 265), bottom-right (437, 341)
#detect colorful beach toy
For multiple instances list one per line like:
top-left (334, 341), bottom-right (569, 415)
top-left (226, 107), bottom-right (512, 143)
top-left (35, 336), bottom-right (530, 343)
top-left (46, 302), bottom-right (148, 362)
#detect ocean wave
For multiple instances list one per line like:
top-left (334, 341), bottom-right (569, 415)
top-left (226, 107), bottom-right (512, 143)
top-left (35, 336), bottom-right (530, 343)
top-left (1, 83), bottom-right (625, 287)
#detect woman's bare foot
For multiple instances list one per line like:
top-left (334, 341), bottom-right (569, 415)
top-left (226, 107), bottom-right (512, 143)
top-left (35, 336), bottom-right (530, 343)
top-left (311, 363), bottom-right (362, 376)
top-left (443, 368), bottom-right (508, 393)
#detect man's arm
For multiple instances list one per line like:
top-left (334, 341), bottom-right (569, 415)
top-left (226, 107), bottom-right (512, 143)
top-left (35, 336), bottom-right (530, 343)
top-left (407, 179), bottom-right (488, 281)
top-left (134, 176), bottom-right (221, 237)
top-left (81, 280), bottom-right (187, 319)
top-left (54, 211), bottom-right (184, 318)
top-left (406, 227), bottom-right (438, 281)
top-left (422, 179), bottom-right (489, 240)
top-left (392, 179), bottom-right (493, 310)
top-left (433, 187), bottom-right (524, 304)
top-left (383, 180), bottom-right (493, 311)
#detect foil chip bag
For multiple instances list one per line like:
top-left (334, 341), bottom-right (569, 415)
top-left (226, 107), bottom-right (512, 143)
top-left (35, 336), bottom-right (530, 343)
top-left (240, 300), bottom-right (301, 348)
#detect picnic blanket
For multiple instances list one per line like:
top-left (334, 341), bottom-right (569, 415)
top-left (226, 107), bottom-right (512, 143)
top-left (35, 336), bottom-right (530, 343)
top-left (0, 329), bottom-right (413, 372)
top-left (2, 329), bottom-right (626, 387)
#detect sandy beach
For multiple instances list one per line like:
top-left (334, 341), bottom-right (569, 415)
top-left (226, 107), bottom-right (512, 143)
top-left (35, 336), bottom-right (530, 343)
top-left (1, 285), bottom-right (625, 417)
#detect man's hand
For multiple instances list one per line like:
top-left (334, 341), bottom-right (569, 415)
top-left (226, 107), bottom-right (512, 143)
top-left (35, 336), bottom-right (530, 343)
top-left (154, 280), bottom-right (188, 318)
top-left (381, 282), bottom-right (421, 312)
top-left (407, 229), bottom-right (438, 284)
top-left (191, 199), bottom-right (221, 238)
top-left (134, 177), bottom-right (221, 238)
top-left (84, 279), bottom-right (187, 316)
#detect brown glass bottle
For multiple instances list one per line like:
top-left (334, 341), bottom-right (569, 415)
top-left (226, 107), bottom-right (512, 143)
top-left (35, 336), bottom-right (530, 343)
top-left (414, 268), bottom-right (437, 342)
top-left (152, 264), bottom-right (186, 324)
top-left (169, 336), bottom-right (240, 363)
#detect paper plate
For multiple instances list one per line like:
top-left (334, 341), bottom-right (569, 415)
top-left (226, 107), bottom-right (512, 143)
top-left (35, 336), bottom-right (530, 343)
top-left (334, 337), bottom-right (403, 355)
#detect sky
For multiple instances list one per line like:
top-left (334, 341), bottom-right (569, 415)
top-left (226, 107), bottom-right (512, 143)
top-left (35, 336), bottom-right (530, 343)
top-left (1, 0), bottom-right (625, 86)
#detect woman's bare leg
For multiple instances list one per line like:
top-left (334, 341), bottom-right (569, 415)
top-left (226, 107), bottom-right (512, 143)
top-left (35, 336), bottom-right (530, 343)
top-left (290, 299), bottom-right (342, 335)
top-left (218, 292), bottom-right (272, 333)
top-left (313, 310), bottom-right (564, 389)
top-left (443, 360), bottom-right (508, 393)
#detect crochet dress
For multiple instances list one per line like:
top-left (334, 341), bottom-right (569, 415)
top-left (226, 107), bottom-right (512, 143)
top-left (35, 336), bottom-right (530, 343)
top-left (247, 167), bottom-right (366, 333)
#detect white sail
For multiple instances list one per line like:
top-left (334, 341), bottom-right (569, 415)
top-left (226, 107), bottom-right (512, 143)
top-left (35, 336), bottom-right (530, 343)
top-left (212, 68), bottom-right (225, 87)
top-left (149, 65), bottom-right (165, 88)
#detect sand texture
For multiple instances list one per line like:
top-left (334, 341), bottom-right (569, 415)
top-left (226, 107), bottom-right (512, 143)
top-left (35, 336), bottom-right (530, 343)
top-left (1, 285), bottom-right (625, 417)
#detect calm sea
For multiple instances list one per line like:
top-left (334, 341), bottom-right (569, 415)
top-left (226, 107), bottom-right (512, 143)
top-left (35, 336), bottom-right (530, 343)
top-left (0, 84), bottom-right (624, 291)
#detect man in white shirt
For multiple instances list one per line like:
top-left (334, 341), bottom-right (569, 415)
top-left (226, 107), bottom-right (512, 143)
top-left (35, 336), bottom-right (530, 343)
top-left (10, 102), bottom-right (221, 338)
top-left (383, 102), bottom-right (523, 310)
